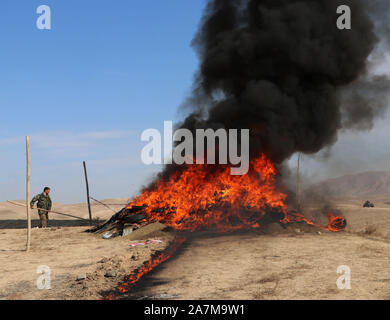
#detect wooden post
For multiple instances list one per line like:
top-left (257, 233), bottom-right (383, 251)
top-left (297, 153), bottom-right (302, 211)
top-left (83, 161), bottom-right (93, 225)
top-left (26, 136), bottom-right (31, 252)
top-left (8, 200), bottom-right (90, 222)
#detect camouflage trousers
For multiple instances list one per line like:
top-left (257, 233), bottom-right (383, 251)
top-left (39, 213), bottom-right (49, 228)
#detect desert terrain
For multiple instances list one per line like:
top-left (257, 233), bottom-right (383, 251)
top-left (0, 199), bottom-right (174, 300)
top-left (0, 174), bottom-right (390, 300)
top-left (119, 196), bottom-right (389, 300)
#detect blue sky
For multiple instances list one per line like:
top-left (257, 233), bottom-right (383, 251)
top-left (0, 0), bottom-right (204, 203)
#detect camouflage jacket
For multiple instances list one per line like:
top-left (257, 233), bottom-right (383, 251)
top-left (30, 193), bottom-right (52, 214)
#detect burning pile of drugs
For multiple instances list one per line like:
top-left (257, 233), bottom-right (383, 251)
top-left (89, 206), bottom-right (149, 239)
top-left (92, 154), bottom-right (346, 239)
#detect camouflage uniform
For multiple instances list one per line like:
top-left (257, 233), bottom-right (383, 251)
top-left (30, 193), bottom-right (52, 228)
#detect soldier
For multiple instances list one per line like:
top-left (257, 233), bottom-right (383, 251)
top-left (30, 187), bottom-right (52, 228)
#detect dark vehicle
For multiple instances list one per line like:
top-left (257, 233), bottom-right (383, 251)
top-left (363, 200), bottom-right (375, 208)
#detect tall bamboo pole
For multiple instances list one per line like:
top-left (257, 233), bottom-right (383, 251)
top-left (297, 153), bottom-right (302, 211)
top-left (26, 136), bottom-right (31, 251)
top-left (83, 161), bottom-right (93, 225)
top-left (8, 200), bottom-right (89, 222)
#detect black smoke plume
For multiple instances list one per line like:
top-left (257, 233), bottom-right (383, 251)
top-left (175, 0), bottom-right (389, 165)
top-left (146, 0), bottom-right (390, 189)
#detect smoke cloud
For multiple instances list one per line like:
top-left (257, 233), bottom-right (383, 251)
top-left (175, 0), bottom-right (389, 165)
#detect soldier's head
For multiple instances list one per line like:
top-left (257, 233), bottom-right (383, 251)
top-left (43, 187), bottom-right (51, 195)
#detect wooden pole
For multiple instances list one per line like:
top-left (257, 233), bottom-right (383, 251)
top-left (7, 200), bottom-right (90, 222)
top-left (297, 153), bottom-right (302, 211)
top-left (90, 197), bottom-right (117, 213)
top-left (83, 161), bottom-right (93, 225)
top-left (26, 136), bottom-right (31, 252)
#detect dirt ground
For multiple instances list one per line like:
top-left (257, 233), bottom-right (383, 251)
top-left (127, 231), bottom-right (389, 300)
top-left (0, 197), bottom-right (389, 300)
top-left (0, 199), bottom-right (174, 300)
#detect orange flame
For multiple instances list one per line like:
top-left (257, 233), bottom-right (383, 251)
top-left (104, 237), bottom-right (186, 300)
top-left (127, 154), bottom-right (345, 232)
top-left (325, 213), bottom-right (347, 232)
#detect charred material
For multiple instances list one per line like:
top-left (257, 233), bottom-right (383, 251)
top-left (87, 206), bottom-right (147, 236)
top-left (92, 202), bottom-right (346, 236)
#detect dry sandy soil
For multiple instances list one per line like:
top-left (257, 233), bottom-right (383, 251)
top-left (0, 197), bottom-right (389, 300)
top-left (0, 199), bottom-right (174, 300)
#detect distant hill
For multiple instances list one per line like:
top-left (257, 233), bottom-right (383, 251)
top-left (311, 171), bottom-right (390, 198)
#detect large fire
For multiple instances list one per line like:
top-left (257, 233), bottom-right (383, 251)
top-left (105, 154), bottom-right (345, 299)
top-left (126, 154), bottom-right (345, 232)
